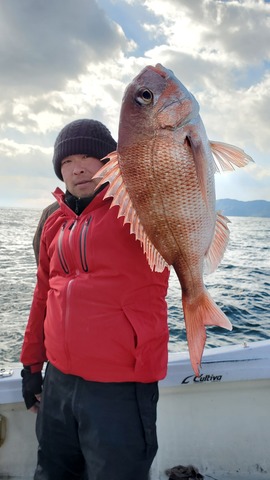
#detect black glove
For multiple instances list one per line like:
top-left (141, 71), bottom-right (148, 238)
top-left (21, 367), bottom-right (43, 409)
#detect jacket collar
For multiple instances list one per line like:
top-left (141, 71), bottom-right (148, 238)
top-left (53, 184), bottom-right (109, 217)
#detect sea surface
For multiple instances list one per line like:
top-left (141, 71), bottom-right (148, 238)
top-left (0, 207), bottom-right (269, 368)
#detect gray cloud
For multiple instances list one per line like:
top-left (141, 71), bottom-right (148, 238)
top-left (162, 0), bottom-right (270, 66)
top-left (0, 0), bottom-right (128, 95)
top-left (201, 2), bottom-right (270, 65)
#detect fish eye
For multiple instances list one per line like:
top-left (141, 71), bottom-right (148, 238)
top-left (135, 88), bottom-right (153, 106)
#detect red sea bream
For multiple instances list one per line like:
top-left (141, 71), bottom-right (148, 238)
top-left (95, 64), bottom-right (253, 375)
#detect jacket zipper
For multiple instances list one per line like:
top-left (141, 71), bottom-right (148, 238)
top-left (79, 217), bottom-right (92, 272)
top-left (58, 222), bottom-right (70, 274)
top-left (64, 277), bottom-right (74, 370)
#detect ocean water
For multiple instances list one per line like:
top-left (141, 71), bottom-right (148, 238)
top-left (0, 207), bottom-right (269, 368)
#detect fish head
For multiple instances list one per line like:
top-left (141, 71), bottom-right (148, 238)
top-left (118, 63), bottom-right (200, 149)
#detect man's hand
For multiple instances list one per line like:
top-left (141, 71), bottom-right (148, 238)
top-left (21, 367), bottom-right (43, 413)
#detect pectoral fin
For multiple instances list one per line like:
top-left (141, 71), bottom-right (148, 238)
top-left (210, 141), bottom-right (254, 173)
top-left (186, 132), bottom-right (209, 204)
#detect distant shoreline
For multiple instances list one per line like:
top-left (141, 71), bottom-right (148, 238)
top-left (216, 199), bottom-right (270, 218)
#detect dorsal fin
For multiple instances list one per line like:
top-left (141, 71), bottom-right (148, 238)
top-left (94, 152), bottom-right (169, 272)
top-left (204, 212), bottom-right (230, 274)
top-left (210, 141), bottom-right (254, 173)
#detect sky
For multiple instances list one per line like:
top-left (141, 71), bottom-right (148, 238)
top-left (0, 0), bottom-right (269, 209)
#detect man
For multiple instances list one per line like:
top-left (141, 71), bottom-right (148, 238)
top-left (21, 119), bottom-right (169, 480)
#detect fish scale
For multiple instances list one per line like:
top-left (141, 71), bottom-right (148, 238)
top-left (94, 63), bottom-right (253, 375)
top-left (119, 139), bottom-right (215, 274)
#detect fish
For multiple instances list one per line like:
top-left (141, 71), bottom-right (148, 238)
top-left (94, 63), bottom-right (253, 375)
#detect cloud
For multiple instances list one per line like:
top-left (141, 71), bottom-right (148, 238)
top-left (0, 138), bottom-right (52, 176)
top-left (0, 0), bottom-right (128, 94)
top-left (0, 0), bottom-right (269, 207)
top-left (0, 0), bottom-right (130, 137)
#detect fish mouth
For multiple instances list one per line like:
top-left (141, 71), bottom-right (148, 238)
top-left (158, 98), bottom-right (188, 129)
top-left (155, 63), bottom-right (173, 78)
top-left (160, 98), bottom-right (181, 109)
top-left (145, 63), bottom-right (172, 80)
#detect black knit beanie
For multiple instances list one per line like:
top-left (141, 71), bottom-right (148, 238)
top-left (52, 119), bottom-right (117, 180)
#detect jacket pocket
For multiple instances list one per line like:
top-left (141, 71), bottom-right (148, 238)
top-left (122, 304), bottom-right (169, 379)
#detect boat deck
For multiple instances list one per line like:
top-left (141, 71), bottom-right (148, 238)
top-left (157, 475), bottom-right (266, 480)
top-left (156, 472), bottom-right (267, 480)
top-left (3, 475), bottom-right (266, 480)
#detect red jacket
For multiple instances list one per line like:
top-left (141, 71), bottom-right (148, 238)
top-left (21, 187), bottom-right (170, 382)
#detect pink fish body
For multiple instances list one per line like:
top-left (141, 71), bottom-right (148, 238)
top-left (95, 64), bottom-right (253, 375)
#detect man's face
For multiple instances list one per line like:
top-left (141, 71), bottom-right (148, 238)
top-left (61, 154), bottom-right (103, 198)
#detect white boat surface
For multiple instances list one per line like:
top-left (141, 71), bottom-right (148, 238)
top-left (0, 339), bottom-right (270, 479)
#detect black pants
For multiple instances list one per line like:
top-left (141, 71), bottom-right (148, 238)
top-left (34, 363), bottom-right (159, 480)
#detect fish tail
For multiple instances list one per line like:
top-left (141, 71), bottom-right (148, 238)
top-left (182, 289), bottom-right (232, 376)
